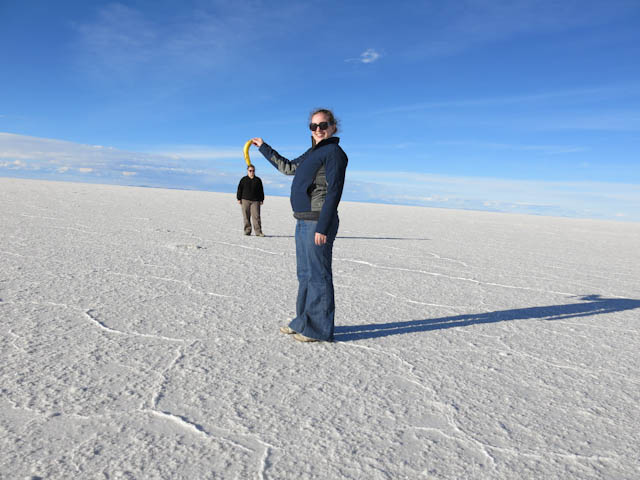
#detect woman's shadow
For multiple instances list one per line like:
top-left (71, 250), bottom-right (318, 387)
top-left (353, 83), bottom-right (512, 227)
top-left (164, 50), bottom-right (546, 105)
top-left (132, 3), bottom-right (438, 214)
top-left (334, 294), bottom-right (640, 342)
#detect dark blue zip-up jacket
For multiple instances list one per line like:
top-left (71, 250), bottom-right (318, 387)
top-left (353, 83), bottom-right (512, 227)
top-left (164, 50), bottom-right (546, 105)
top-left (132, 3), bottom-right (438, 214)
top-left (259, 137), bottom-right (348, 235)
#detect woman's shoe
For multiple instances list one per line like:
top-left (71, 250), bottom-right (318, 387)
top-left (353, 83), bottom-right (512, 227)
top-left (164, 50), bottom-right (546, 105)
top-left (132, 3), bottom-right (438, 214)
top-left (293, 333), bottom-right (320, 342)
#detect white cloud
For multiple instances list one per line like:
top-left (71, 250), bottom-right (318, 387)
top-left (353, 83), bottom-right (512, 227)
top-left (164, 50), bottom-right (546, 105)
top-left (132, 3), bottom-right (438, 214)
top-left (346, 170), bottom-right (640, 221)
top-left (359, 49), bottom-right (381, 64)
top-left (2, 132), bottom-right (638, 222)
top-left (0, 159), bottom-right (27, 168)
top-left (0, 132), bottom-right (253, 191)
top-left (345, 48), bottom-right (382, 64)
top-left (0, 133), bottom-right (240, 171)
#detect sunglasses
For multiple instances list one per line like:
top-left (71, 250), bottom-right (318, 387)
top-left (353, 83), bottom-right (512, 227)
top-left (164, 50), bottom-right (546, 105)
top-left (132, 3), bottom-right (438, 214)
top-left (309, 121), bottom-right (333, 131)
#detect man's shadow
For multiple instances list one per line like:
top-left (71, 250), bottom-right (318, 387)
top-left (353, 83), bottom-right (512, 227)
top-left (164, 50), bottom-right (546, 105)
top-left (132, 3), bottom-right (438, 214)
top-left (334, 295), bottom-right (640, 342)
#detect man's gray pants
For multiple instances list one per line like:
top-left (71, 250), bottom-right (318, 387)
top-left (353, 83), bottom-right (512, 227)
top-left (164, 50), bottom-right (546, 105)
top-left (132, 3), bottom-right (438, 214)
top-left (241, 199), bottom-right (262, 235)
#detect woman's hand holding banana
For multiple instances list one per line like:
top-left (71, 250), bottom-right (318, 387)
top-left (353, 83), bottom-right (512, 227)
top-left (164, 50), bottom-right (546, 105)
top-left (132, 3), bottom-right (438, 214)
top-left (243, 138), bottom-right (264, 166)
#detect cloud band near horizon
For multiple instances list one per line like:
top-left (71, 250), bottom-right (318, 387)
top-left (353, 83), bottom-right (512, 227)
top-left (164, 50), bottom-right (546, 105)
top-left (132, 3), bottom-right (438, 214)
top-left (1, 132), bottom-right (638, 222)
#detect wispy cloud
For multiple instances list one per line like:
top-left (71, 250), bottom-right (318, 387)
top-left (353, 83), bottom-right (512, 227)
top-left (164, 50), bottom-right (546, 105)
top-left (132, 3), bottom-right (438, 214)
top-left (71, 2), bottom-right (302, 80)
top-left (71, 4), bottom-right (243, 81)
top-left (377, 85), bottom-right (638, 114)
top-left (540, 112), bottom-right (640, 132)
top-left (403, 0), bottom-right (638, 59)
top-left (436, 140), bottom-right (588, 155)
top-left (73, 3), bottom-right (159, 76)
top-left (372, 84), bottom-right (640, 132)
top-left (346, 48), bottom-right (382, 64)
top-left (147, 146), bottom-right (244, 160)
top-left (345, 170), bottom-right (640, 221)
top-left (0, 132), bottom-right (243, 187)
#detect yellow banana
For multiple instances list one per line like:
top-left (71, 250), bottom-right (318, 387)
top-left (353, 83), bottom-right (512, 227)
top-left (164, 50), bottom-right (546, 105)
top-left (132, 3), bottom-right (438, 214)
top-left (243, 139), bottom-right (253, 166)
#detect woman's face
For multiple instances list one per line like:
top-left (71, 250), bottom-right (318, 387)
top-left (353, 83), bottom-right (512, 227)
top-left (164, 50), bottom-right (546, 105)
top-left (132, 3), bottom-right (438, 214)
top-left (310, 112), bottom-right (336, 145)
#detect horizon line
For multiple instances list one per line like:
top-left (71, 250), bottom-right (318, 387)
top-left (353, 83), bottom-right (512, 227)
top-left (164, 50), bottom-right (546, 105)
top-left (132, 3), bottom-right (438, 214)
top-left (2, 174), bottom-right (638, 225)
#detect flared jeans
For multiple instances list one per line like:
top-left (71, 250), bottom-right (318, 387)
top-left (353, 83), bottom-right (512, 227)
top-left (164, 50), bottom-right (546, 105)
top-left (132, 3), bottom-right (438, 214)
top-left (288, 215), bottom-right (339, 341)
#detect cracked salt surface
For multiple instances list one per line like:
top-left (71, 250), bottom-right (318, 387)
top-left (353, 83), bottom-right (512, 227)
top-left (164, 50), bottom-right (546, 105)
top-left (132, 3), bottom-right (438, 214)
top-left (1, 178), bottom-right (639, 479)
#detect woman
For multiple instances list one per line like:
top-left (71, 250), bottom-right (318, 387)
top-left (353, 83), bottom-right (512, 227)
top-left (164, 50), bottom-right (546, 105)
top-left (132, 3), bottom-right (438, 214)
top-left (250, 108), bottom-right (348, 342)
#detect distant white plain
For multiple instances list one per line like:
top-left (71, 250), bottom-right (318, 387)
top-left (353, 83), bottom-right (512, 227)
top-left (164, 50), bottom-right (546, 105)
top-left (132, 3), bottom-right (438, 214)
top-left (1, 178), bottom-right (639, 479)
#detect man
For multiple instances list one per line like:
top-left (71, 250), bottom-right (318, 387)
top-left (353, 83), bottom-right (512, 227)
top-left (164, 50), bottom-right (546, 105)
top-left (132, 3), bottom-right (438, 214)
top-left (236, 164), bottom-right (265, 236)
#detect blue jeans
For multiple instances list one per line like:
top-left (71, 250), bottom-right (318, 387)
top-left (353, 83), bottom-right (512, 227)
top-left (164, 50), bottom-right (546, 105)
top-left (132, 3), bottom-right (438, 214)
top-left (289, 216), bottom-right (339, 341)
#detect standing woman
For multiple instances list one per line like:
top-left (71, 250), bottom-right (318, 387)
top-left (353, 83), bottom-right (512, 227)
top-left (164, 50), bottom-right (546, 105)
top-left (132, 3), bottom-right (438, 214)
top-left (250, 108), bottom-right (348, 342)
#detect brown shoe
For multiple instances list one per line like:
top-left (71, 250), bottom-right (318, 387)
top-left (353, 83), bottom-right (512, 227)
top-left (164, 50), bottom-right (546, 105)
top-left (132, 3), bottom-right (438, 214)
top-left (256, 232), bottom-right (265, 237)
top-left (280, 326), bottom-right (296, 334)
top-left (293, 333), bottom-right (320, 342)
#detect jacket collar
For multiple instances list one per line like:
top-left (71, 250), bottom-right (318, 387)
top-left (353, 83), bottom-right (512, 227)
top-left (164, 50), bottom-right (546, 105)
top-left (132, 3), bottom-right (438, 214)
top-left (311, 136), bottom-right (340, 149)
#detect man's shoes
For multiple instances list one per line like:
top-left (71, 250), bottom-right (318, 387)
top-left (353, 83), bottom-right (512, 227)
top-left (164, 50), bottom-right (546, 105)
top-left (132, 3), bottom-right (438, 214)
top-left (293, 333), bottom-right (320, 343)
top-left (244, 232), bottom-right (251, 236)
top-left (256, 233), bottom-right (265, 237)
top-left (280, 326), bottom-right (296, 334)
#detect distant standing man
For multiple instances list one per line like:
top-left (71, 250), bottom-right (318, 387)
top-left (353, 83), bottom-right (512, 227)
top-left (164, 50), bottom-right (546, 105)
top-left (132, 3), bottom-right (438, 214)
top-left (237, 165), bottom-right (265, 236)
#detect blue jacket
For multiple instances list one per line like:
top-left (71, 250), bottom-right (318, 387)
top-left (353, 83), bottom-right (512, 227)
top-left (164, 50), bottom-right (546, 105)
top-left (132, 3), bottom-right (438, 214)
top-left (259, 137), bottom-right (348, 235)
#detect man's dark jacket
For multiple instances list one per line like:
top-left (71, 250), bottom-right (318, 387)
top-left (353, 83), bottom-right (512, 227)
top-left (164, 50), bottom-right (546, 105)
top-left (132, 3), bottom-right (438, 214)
top-left (236, 176), bottom-right (264, 202)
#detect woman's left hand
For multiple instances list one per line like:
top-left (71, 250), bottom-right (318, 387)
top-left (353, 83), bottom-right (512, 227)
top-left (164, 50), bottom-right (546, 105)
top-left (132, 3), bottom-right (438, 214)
top-left (315, 233), bottom-right (327, 246)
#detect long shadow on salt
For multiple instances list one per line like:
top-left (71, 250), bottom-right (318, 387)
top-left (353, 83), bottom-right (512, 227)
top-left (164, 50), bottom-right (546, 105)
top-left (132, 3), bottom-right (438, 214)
top-left (334, 294), bottom-right (640, 342)
top-left (263, 235), bottom-right (430, 240)
top-left (337, 236), bottom-right (431, 241)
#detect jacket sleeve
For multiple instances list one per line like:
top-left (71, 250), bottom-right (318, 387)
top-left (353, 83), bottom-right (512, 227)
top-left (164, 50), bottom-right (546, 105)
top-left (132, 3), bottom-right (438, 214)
top-left (259, 143), bottom-right (306, 175)
top-left (316, 147), bottom-right (348, 235)
top-left (258, 178), bottom-right (265, 202)
top-left (236, 177), bottom-right (244, 201)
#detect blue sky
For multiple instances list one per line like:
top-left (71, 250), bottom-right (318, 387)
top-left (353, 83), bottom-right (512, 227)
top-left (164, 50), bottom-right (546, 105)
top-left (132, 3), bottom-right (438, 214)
top-left (1, 0), bottom-right (639, 221)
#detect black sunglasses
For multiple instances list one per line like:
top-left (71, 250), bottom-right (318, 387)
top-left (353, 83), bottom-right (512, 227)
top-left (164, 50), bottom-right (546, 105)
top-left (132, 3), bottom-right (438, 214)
top-left (309, 121), bottom-right (333, 131)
